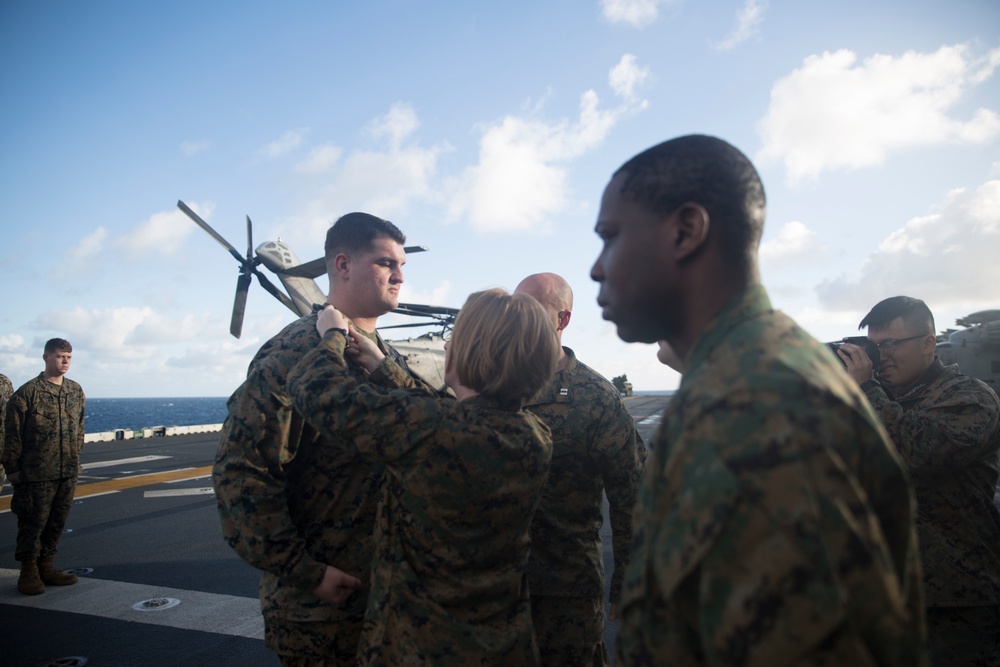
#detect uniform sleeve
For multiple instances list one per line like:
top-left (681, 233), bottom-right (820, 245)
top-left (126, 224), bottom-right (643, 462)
top-left (212, 357), bottom-right (325, 593)
top-left (2, 389), bottom-right (28, 474)
top-left (864, 380), bottom-right (1000, 473)
top-left (638, 406), bottom-right (923, 666)
top-left (288, 331), bottom-right (445, 463)
top-left (591, 394), bottom-right (647, 605)
top-left (0, 377), bottom-right (12, 457)
top-left (78, 389), bottom-right (86, 447)
top-left (369, 355), bottom-right (440, 395)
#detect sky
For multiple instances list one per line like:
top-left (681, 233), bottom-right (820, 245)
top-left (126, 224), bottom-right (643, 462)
top-left (1, 0), bottom-right (998, 398)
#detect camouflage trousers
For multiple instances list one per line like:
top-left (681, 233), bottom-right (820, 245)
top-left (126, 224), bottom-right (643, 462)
top-left (0, 464), bottom-right (6, 489)
top-left (530, 594), bottom-right (609, 667)
top-left (10, 477), bottom-right (77, 563)
top-left (927, 605), bottom-right (1000, 666)
top-left (265, 614), bottom-right (363, 667)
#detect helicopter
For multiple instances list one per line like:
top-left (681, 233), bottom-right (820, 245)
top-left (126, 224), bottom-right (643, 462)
top-left (935, 310), bottom-right (1000, 390)
top-left (177, 200), bottom-right (457, 388)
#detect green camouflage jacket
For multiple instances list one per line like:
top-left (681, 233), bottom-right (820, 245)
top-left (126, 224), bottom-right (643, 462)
top-left (618, 285), bottom-right (928, 667)
top-left (213, 312), bottom-right (434, 623)
top-left (3, 374), bottom-right (86, 481)
top-left (863, 359), bottom-right (1000, 607)
top-left (288, 330), bottom-right (552, 666)
top-left (0, 373), bottom-right (13, 462)
top-left (524, 347), bottom-right (646, 603)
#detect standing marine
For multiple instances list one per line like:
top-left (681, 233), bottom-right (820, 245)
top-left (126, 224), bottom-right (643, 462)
top-left (213, 212), bottom-right (436, 666)
top-left (3, 338), bottom-right (86, 596)
top-left (287, 289), bottom-right (558, 666)
top-left (514, 271), bottom-right (646, 666)
top-left (841, 295), bottom-right (1000, 665)
top-left (591, 134), bottom-right (928, 665)
top-left (0, 372), bottom-right (13, 488)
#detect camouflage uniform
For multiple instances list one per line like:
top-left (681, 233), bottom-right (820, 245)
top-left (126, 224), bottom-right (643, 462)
top-left (3, 373), bottom-right (86, 563)
top-left (288, 330), bottom-right (553, 666)
top-left (213, 311), bottom-right (434, 667)
top-left (524, 347), bottom-right (646, 666)
top-left (0, 373), bottom-right (13, 488)
top-left (861, 359), bottom-right (1000, 665)
top-left (617, 286), bottom-right (928, 666)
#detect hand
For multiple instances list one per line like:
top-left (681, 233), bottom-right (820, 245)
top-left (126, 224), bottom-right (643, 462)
top-left (316, 305), bottom-right (349, 337)
top-left (7, 471), bottom-right (21, 484)
top-left (346, 329), bottom-right (386, 373)
top-left (312, 565), bottom-right (362, 604)
top-left (608, 603), bottom-right (618, 621)
top-left (838, 343), bottom-right (873, 385)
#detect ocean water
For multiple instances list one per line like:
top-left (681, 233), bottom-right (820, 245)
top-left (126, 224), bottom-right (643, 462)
top-left (85, 397), bottom-right (228, 434)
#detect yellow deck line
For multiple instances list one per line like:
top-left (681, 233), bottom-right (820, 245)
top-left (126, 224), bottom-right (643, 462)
top-left (0, 465), bottom-right (214, 512)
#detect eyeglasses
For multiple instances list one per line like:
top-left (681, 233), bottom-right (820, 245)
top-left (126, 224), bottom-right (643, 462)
top-left (873, 334), bottom-right (926, 353)
top-left (443, 328), bottom-right (453, 342)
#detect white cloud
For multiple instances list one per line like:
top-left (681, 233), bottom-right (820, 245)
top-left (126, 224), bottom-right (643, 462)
top-left (366, 102), bottom-right (420, 150)
top-left (609, 54), bottom-right (650, 103)
top-left (815, 180), bottom-right (1000, 310)
top-left (180, 140), bottom-right (211, 156)
top-left (262, 128), bottom-right (309, 158)
top-left (712, 0), bottom-right (767, 52)
top-left (286, 106), bottom-right (449, 246)
top-left (760, 220), bottom-right (823, 268)
top-left (35, 306), bottom-right (155, 353)
top-left (445, 57), bottom-right (649, 234)
top-left (117, 205), bottom-right (206, 256)
top-left (74, 226), bottom-right (107, 261)
top-left (296, 144), bottom-right (344, 174)
top-left (399, 279), bottom-right (453, 308)
top-left (32, 306), bottom-right (227, 363)
top-left (757, 43), bottom-right (1000, 182)
top-left (600, 0), bottom-right (676, 28)
top-left (0, 334), bottom-right (25, 351)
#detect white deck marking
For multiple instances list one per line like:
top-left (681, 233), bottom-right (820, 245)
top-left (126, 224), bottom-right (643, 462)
top-left (0, 568), bottom-right (264, 639)
top-left (81, 455), bottom-right (171, 471)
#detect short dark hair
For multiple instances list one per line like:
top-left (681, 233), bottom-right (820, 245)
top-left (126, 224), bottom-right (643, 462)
top-left (859, 296), bottom-right (935, 334)
top-left (615, 134), bottom-right (766, 273)
top-left (44, 338), bottom-right (72, 354)
top-left (324, 212), bottom-right (406, 261)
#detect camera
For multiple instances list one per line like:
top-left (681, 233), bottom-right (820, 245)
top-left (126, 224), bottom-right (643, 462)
top-left (827, 336), bottom-right (880, 373)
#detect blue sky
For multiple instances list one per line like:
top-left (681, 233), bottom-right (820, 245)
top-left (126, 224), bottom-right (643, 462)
top-left (1, 0), bottom-right (998, 397)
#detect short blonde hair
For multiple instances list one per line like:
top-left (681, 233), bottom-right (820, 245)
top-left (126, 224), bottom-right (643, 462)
top-left (448, 288), bottom-right (559, 403)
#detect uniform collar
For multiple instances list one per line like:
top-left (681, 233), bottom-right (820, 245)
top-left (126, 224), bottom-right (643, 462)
top-left (684, 285), bottom-right (772, 374)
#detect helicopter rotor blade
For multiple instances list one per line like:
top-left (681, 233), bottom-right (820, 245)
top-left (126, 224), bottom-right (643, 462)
top-left (230, 273), bottom-right (252, 339)
top-left (177, 200), bottom-right (246, 266)
top-left (378, 321), bottom-right (451, 331)
top-left (246, 215), bottom-right (254, 263)
top-left (253, 268), bottom-right (297, 312)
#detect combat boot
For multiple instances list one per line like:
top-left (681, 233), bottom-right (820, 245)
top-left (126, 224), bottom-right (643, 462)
top-left (37, 555), bottom-right (78, 586)
top-left (17, 560), bottom-right (45, 595)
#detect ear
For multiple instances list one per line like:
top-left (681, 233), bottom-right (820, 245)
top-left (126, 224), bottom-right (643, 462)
top-left (332, 252), bottom-right (351, 277)
top-left (921, 333), bottom-right (937, 355)
top-left (557, 309), bottom-right (572, 331)
top-left (671, 203), bottom-right (710, 262)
